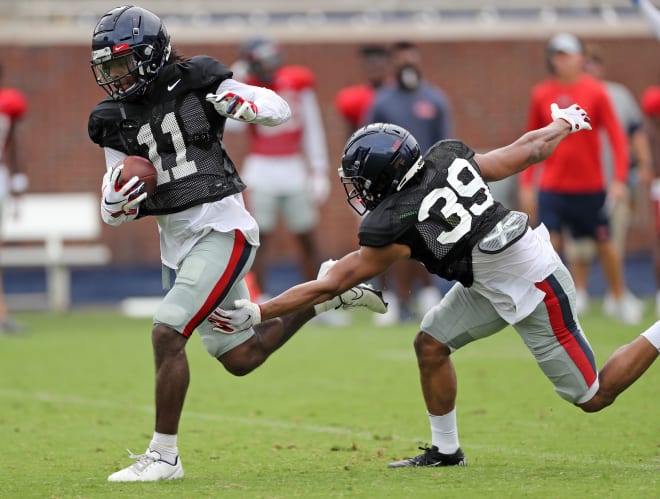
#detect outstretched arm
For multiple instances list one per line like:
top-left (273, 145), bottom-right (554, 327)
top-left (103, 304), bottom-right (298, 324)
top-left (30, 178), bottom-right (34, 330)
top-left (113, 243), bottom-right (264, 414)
top-left (209, 243), bottom-right (409, 333)
top-left (259, 243), bottom-right (409, 321)
top-left (476, 103), bottom-right (591, 182)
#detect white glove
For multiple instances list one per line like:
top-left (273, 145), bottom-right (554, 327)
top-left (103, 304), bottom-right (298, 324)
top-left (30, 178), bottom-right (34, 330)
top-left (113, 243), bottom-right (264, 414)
top-left (101, 165), bottom-right (147, 225)
top-left (550, 103), bottom-right (592, 133)
top-left (208, 299), bottom-right (262, 333)
top-left (206, 91), bottom-right (258, 122)
top-left (310, 173), bottom-right (330, 204)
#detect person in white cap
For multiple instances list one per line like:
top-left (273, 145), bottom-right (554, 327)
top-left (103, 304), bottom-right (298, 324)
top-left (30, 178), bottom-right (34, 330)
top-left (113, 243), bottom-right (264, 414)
top-left (519, 32), bottom-right (643, 324)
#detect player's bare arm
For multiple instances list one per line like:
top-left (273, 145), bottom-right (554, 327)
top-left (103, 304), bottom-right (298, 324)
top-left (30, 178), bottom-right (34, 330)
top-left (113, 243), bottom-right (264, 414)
top-left (477, 103), bottom-right (591, 182)
top-left (260, 242), bottom-right (410, 321)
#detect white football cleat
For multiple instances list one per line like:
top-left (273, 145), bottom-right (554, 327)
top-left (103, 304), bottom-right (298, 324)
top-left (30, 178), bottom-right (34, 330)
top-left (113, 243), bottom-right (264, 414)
top-left (107, 449), bottom-right (184, 482)
top-left (338, 284), bottom-right (388, 314)
top-left (315, 259), bottom-right (388, 315)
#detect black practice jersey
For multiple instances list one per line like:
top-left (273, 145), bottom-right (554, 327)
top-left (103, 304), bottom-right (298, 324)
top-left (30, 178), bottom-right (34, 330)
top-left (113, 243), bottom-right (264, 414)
top-left (88, 56), bottom-right (245, 216)
top-left (359, 140), bottom-right (510, 286)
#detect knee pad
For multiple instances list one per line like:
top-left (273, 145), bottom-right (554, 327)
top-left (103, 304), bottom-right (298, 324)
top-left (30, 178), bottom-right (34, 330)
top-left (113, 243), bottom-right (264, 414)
top-left (565, 238), bottom-right (597, 262)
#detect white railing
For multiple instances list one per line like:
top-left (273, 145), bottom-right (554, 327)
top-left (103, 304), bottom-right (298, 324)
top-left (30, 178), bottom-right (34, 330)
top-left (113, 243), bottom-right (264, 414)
top-left (0, 0), bottom-right (647, 43)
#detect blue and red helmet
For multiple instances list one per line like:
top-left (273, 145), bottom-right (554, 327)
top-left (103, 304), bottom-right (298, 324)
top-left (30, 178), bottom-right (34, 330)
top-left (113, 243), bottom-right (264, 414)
top-left (340, 123), bottom-right (421, 215)
top-left (91, 5), bottom-right (171, 101)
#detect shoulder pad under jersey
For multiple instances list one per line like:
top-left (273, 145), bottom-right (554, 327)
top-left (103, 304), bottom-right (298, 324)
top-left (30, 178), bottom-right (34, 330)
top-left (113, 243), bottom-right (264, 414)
top-left (178, 56), bottom-right (232, 89)
top-left (423, 139), bottom-right (480, 174)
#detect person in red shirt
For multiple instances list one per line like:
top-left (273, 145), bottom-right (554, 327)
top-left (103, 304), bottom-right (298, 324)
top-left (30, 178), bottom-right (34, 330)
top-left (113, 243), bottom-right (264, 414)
top-left (641, 85), bottom-right (660, 316)
top-left (0, 62), bottom-right (28, 335)
top-left (334, 45), bottom-right (390, 133)
top-left (227, 38), bottom-right (339, 319)
top-left (520, 33), bottom-right (642, 324)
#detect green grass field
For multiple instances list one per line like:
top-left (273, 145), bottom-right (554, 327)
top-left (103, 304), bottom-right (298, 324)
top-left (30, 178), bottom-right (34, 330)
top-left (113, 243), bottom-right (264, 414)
top-left (0, 305), bottom-right (658, 498)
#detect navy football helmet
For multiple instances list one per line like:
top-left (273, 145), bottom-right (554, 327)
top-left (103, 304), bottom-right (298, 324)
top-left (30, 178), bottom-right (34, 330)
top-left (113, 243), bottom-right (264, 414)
top-left (340, 123), bottom-right (422, 215)
top-left (90, 5), bottom-right (171, 101)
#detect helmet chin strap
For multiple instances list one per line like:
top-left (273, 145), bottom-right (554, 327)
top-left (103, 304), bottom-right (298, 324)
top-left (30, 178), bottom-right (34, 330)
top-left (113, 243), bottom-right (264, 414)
top-left (396, 156), bottom-right (424, 192)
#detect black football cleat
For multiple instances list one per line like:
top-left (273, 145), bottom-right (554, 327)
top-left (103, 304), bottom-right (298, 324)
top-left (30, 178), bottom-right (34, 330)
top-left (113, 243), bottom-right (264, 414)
top-left (388, 445), bottom-right (467, 468)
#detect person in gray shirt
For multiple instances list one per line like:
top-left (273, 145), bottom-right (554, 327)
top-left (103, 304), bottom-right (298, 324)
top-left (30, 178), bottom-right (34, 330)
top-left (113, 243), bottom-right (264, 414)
top-left (366, 41), bottom-right (452, 324)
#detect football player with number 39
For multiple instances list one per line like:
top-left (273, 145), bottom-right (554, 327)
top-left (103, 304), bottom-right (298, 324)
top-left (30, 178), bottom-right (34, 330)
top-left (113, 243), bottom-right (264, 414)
top-left (215, 105), bottom-right (660, 468)
top-left (88, 6), bottom-right (387, 482)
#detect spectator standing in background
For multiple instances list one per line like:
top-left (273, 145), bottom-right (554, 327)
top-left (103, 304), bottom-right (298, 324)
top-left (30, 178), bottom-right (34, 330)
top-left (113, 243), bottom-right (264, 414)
top-left (636, 0), bottom-right (660, 316)
top-left (579, 43), bottom-right (653, 315)
top-left (334, 44), bottom-right (391, 133)
top-left (641, 86), bottom-right (660, 316)
top-left (366, 41), bottom-right (450, 324)
top-left (520, 32), bottom-right (642, 324)
top-left (0, 62), bottom-right (28, 335)
top-left (334, 44), bottom-right (393, 319)
top-left (229, 38), bottom-right (336, 317)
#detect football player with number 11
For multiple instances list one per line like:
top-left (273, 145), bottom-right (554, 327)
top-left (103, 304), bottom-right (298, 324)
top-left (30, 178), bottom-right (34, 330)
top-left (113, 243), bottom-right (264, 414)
top-left (215, 104), bottom-right (660, 468)
top-left (88, 5), bottom-right (387, 482)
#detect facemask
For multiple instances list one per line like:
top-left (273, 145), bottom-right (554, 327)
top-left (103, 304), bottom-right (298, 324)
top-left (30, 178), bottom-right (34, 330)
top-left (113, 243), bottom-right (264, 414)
top-left (396, 65), bottom-right (420, 91)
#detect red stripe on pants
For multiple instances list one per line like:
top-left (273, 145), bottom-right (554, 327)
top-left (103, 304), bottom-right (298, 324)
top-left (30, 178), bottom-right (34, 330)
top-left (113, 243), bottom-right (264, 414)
top-left (535, 279), bottom-right (597, 386)
top-left (182, 230), bottom-right (248, 337)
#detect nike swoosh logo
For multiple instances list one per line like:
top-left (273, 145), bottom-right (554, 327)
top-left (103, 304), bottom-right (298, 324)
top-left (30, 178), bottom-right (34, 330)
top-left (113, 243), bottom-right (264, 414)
top-left (167, 79), bottom-right (181, 91)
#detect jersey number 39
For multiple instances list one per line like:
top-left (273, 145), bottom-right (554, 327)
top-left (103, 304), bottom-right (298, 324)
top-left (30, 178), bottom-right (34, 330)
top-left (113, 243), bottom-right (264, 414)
top-left (418, 158), bottom-right (494, 244)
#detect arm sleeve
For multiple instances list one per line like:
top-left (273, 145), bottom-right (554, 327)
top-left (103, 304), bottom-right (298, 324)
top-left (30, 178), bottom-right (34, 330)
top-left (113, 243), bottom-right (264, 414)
top-left (299, 89), bottom-right (329, 175)
top-left (215, 79), bottom-right (291, 126)
top-left (638, 0), bottom-right (660, 40)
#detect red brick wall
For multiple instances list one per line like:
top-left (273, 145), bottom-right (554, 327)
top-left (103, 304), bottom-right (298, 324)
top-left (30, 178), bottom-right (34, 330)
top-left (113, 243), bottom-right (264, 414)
top-left (3, 37), bottom-right (658, 265)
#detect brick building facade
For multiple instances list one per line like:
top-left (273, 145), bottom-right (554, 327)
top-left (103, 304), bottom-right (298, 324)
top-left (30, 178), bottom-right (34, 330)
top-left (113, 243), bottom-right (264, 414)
top-left (2, 35), bottom-right (658, 266)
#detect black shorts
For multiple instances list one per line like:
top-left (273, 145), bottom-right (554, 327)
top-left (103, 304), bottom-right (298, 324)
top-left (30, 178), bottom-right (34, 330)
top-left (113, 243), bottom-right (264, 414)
top-left (538, 190), bottom-right (610, 241)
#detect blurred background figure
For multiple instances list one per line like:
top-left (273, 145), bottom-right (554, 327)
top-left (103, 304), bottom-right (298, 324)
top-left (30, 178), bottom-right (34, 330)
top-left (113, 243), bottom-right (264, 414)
top-left (519, 32), bottom-right (642, 324)
top-left (641, 85), bottom-right (660, 316)
top-left (0, 62), bottom-right (28, 335)
top-left (334, 44), bottom-right (394, 323)
top-left (366, 41), bottom-right (451, 324)
top-left (579, 43), bottom-right (653, 316)
top-left (334, 44), bottom-right (391, 134)
top-left (229, 37), bottom-right (344, 324)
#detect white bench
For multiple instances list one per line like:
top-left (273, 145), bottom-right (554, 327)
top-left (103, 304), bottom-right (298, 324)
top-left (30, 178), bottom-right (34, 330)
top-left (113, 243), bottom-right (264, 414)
top-left (0, 193), bottom-right (111, 311)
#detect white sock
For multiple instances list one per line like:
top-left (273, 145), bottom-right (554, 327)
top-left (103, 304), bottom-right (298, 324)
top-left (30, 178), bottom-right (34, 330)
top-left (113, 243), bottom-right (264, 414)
top-left (428, 408), bottom-right (460, 454)
top-left (313, 296), bottom-right (341, 316)
top-left (149, 431), bottom-right (178, 465)
top-left (641, 320), bottom-right (660, 351)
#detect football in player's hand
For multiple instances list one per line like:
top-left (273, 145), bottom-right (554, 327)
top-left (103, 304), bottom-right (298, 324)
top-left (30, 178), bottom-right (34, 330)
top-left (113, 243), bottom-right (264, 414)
top-left (115, 156), bottom-right (158, 196)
